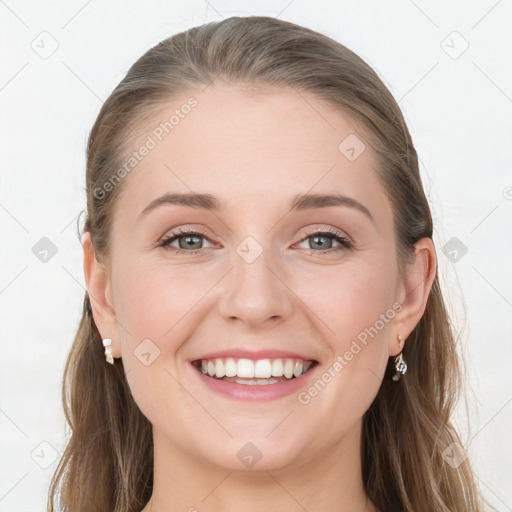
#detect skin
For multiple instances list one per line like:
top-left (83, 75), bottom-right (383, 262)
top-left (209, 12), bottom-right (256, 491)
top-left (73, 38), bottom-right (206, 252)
top-left (83, 82), bottom-right (436, 512)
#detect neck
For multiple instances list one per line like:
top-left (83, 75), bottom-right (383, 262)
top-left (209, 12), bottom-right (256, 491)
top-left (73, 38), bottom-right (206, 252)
top-left (143, 419), bottom-right (377, 512)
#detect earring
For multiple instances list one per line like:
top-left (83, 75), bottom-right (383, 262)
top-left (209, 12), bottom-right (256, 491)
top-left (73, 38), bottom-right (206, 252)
top-left (392, 335), bottom-right (407, 381)
top-left (102, 338), bottom-right (114, 365)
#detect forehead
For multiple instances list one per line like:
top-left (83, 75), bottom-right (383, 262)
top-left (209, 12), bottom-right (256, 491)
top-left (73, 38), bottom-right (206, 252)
top-left (112, 82), bottom-right (392, 228)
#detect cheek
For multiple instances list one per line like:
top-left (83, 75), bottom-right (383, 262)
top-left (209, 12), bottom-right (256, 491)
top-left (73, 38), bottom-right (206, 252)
top-left (113, 259), bottom-right (207, 345)
top-left (297, 258), bottom-right (396, 344)
top-left (291, 260), bottom-right (394, 417)
top-left (112, 261), bottom-right (205, 421)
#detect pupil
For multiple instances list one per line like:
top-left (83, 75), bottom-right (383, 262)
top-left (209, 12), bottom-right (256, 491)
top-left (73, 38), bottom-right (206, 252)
top-left (180, 235), bottom-right (201, 250)
top-left (177, 234), bottom-right (333, 251)
top-left (311, 235), bottom-right (331, 250)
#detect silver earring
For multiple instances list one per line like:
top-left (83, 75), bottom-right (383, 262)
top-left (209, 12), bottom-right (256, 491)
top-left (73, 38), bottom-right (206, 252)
top-left (102, 338), bottom-right (114, 365)
top-left (392, 335), bottom-right (407, 381)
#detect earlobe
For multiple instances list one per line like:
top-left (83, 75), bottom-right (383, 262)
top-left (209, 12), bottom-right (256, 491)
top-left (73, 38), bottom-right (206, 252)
top-left (390, 237), bottom-right (437, 355)
top-left (82, 232), bottom-right (118, 351)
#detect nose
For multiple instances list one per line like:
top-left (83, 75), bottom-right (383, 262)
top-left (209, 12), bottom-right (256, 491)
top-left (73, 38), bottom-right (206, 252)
top-left (216, 246), bottom-right (294, 329)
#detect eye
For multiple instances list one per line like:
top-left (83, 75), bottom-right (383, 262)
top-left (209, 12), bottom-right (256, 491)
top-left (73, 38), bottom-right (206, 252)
top-left (158, 226), bottom-right (353, 256)
top-left (296, 227), bottom-right (352, 255)
top-left (159, 228), bottom-right (215, 255)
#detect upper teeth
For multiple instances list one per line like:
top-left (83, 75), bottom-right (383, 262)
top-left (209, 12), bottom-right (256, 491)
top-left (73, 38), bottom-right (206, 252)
top-left (199, 358), bottom-right (313, 379)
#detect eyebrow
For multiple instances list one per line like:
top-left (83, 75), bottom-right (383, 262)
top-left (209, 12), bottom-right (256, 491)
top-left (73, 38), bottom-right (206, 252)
top-left (138, 192), bottom-right (374, 223)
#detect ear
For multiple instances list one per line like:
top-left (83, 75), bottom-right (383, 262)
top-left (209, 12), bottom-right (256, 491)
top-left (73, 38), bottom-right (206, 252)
top-left (82, 231), bottom-right (121, 358)
top-left (390, 237), bottom-right (437, 356)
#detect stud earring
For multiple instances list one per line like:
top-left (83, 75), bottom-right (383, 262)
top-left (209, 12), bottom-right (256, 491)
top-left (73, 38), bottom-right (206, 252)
top-left (102, 338), bottom-right (114, 365)
top-left (392, 335), bottom-right (407, 381)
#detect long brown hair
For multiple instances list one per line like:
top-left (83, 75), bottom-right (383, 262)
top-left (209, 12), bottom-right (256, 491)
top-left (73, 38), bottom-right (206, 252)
top-left (48, 16), bottom-right (488, 512)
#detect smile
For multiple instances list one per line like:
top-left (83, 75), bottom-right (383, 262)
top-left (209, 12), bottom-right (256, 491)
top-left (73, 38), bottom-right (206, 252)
top-left (192, 357), bottom-right (317, 385)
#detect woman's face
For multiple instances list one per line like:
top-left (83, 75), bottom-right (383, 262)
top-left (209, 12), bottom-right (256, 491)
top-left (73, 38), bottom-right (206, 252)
top-left (87, 83), bottom-right (420, 471)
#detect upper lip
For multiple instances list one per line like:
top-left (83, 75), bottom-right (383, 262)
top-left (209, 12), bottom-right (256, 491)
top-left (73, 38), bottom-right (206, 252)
top-left (192, 349), bottom-right (317, 361)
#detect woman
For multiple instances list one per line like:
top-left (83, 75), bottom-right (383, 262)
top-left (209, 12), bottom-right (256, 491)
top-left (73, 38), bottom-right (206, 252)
top-left (48, 16), bottom-right (487, 512)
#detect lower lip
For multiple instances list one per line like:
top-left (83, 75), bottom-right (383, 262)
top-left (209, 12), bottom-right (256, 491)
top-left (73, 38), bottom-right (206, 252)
top-left (191, 363), bottom-right (318, 402)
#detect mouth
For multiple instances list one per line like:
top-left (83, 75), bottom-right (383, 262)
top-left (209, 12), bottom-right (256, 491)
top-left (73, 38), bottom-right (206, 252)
top-left (191, 357), bottom-right (319, 386)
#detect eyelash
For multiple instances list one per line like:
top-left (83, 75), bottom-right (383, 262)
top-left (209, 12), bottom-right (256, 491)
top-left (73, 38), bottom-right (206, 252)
top-left (158, 227), bottom-right (353, 256)
top-left (300, 227), bottom-right (353, 254)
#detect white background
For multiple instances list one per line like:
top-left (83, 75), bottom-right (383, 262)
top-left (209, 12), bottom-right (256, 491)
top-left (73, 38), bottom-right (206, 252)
top-left (1, 1), bottom-right (511, 510)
